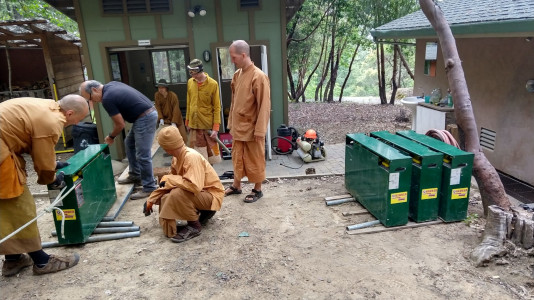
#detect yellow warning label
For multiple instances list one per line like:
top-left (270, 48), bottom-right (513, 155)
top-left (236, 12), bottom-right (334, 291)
top-left (391, 191), bottom-right (408, 204)
top-left (421, 188), bottom-right (438, 200)
top-left (55, 209), bottom-right (76, 221)
top-left (451, 187), bottom-right (468, 199)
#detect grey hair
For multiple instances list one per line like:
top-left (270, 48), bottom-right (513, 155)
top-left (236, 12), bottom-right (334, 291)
top-left (230, 40), bottom-right (250, 57)
top-left (58, 94), bottom-right (89, 115)
top-left (80, 80), bottom-right (103, 95)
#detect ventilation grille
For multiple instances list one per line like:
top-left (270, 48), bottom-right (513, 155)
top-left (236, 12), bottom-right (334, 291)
top-left (240, 0), bottom-right (260, 9)
top-left (149, 0), bottom-right (170, 12)
top-left (102, 0), bottom-right (170, 14)
top-left (480, 127), bottom-right (496, 151)
top-left (102, 0), bottom-right (124, 14)
top-left (126, 0), bottom-right (147, 13)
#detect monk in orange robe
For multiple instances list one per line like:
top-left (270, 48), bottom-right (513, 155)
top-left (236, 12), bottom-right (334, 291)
top-left (224, 40), bottom-right (271, 203)
top-left (0, 95), bottom-right (87, 276)
top-left (143, 126), bottom-right (224, 243)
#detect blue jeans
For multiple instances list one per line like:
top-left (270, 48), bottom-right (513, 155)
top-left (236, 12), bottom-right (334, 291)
top-left (124, 110), bottom-right (158, 192)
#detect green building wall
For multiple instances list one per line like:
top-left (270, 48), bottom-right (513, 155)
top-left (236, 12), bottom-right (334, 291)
top-left (77, 0), bottom-right (286, 159)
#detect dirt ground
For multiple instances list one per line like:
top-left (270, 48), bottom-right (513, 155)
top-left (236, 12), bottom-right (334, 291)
top-left (2, 102), bottom-right (534, 299)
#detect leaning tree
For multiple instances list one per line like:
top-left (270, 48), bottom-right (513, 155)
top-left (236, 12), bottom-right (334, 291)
top-left (417, 0), bottom-right (534, 267)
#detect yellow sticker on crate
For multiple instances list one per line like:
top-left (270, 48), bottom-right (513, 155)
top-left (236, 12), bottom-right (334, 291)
top-left (421, 188), bottom-right (438, 199)
top-left (451, 187), bottom-right (468, 199)
top-left (55, 209), bottom-right (76, 221)
top-left (391, 191), bottom-right (408, 204)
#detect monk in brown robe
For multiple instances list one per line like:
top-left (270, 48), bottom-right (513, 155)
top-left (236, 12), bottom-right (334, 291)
top-left (154, 79), bottom-right (188, 144)
top-left (143, 126), bottom-right (224, 243)
top-left (224, 40), bottom-right (271, 203)
top-left (0, 95), bottom-right (88, 276)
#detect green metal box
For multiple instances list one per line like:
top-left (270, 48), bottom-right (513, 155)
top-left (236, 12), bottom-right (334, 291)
top-left (48, 144), bottom-right (117, 244)
top-left (345, 133), bottom-right (412, 227)
top-left (396, 130), bottom-right (474, 222)
top-left (370, 131), bottom-right (443, 222)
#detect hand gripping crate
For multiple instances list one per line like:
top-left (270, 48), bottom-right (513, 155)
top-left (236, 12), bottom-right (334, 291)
top-left (371, 131), bottom-right (443, 222)
top-left (48, 144), bottom-right (117, 244)
top-left (396, 130), bottom-right (474, 222)
top-left (345, 133), bottom-right (412, 227)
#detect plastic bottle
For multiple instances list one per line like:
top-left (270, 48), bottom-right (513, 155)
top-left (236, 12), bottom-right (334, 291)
top-left (447, 91), bottom-right (453, 107)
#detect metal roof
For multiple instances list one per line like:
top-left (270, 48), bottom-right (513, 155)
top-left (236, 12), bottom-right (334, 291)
top-left (371, 0), bottom-right (534, 39)
top-left (0, 19), bottom-right (81, 48)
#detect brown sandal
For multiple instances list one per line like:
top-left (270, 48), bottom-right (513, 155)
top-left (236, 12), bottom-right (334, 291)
top-left (244, 189), bottom-right (263, 203)
top-left (224, 185), bottom-right (242, 196)
top-left (170, 226), bottom-right (201, 243)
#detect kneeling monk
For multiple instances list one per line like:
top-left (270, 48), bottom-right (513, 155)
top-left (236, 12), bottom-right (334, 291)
top-left (143, 126), bottom-right (224, 243)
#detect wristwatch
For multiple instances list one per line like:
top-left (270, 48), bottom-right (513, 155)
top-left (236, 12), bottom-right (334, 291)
top-left (108, 133), bottom-right (116, 140)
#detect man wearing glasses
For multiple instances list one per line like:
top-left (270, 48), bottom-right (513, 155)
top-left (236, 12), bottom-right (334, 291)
top-left (185, 59), bottom-right (222, 164)
top-left (79, 80), bottom-right (158, 200)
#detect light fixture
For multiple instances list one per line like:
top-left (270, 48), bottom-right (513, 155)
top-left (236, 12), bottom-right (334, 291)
top-left (188, 5), bottom-right (206, 18)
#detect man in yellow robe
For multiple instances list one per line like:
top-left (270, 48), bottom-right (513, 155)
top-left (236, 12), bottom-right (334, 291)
top-left (185, 59), bottom-right (221, 164)
top-left (143, 126), bottom-right (224, 243)
top-left (0, 95), bottom-right (88, 276)
top-left (224, 40), bottom-right (271, 203)
top-left (154, 79), bottom-right (188, 144)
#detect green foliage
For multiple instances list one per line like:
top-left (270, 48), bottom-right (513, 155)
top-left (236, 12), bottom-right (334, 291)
top-left (287, 0), bottom-right (419, 99)
top-left (463, 213), bottom-right (480, 226)
top-left (0, 0), bottom-right (78, 35)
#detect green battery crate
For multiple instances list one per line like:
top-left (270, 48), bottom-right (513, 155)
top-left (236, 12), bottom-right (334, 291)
top-left (370, 131), bottom-right (443, 222)
top-left (47, 144), bottom-right (116, 244)
top-left (396, 130), bottom-right (474, 222)
top-left (345, 133), bottom-right (412, 227)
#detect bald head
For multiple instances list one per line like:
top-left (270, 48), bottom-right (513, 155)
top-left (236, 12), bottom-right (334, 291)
top-left (229, 40), bottom-right (252, 70)
top-left (58, 94), bottom-right (89, 126)
top-left (230, 40), bottom-right (250, 57)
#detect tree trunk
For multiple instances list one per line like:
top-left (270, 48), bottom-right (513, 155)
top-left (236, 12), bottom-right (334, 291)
top-left (389, 44), bottom-right (399, 104)
top-left (377, 43), bottom-right (387, 104)
top-left (338, 43), bottom-right (360, 102)
top-left (419, 0), bottom-right (510, 213)
top-left (397, 46), bottom-right (415, 80)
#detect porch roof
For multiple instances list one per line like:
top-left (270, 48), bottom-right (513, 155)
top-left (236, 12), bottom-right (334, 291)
top-left (371, 0), bottom-right (534, 39)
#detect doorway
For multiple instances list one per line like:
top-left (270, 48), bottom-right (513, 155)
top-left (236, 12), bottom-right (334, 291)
top-left (107, 45), bottom-right (190, 111)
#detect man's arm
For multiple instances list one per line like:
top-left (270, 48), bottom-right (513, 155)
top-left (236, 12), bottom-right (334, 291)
top-left (105, 113), bottom-right (125, 145)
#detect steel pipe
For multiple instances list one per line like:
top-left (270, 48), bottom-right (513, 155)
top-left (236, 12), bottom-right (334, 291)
top-left (325, 197), bottom-right (355, 206)
top-left (98, 221), bottom-right (134, 227)
top-left (51, 226), bottom-right (140, 236)
top-left (42, 231), bottom-right (140, 248)
top-left (346, 220), bottom-right (381, 231)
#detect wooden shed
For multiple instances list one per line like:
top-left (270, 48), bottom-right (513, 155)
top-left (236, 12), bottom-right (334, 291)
top-left (0, 19), bottom-right (84, 102)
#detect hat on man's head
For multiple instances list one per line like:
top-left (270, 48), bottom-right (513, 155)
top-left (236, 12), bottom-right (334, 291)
top-left (187, 59), bottom-right (203, 71)
top-left (156, 79), bottom-right (168, 88)
top-left (158, 126), bottom-right (184, 150)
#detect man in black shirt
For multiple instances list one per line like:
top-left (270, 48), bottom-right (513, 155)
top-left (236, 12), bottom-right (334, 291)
top-left (80, 80), bottom-right (158, 199)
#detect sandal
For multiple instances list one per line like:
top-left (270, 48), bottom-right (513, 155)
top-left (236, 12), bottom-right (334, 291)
top-left (224, 185), bottom-right (242, 196)
top-left (244, 189), bottom-right (263, 203)
top-left (170, 226), bottom-right (201, 243)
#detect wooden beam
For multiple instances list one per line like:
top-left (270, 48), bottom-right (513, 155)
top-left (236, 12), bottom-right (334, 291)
top-left (0, 34), bottom-right (44, 41)
top-left (29, 24), bottom-right (67, 35)
top-left (0, 20), bottom-right (47, 26)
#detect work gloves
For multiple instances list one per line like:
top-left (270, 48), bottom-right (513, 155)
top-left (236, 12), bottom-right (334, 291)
top-left (56, 161), bottom-right (70, 170)
top-left (143, 201), bottom-right (153, 216)
top-left (50, 171), bottom-right (66, 190)
top-left (159, 119), bottom-right (164, 126)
